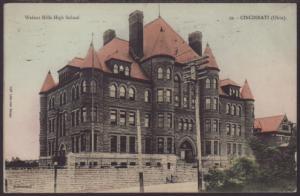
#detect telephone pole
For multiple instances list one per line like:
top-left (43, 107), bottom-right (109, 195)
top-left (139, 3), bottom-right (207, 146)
top-left (183, 57), bottom-right (207, 192)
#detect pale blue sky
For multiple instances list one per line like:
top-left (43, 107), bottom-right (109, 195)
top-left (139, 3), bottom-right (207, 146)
top-left (4, 3), bottom-right (297, 160)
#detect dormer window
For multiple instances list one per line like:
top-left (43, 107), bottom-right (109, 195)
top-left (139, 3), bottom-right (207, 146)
top-left (119, 65), bottom-right (124, 74)
top-left (113, 64), bottom-right (118, 74)
top-left (125, 67), bottom-right (130, 76)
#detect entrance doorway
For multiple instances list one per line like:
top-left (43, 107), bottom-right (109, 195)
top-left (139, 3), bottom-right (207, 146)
top-left (179, 140), bottom-right (195, 163)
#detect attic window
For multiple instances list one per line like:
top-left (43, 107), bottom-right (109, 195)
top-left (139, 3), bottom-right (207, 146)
top-left (125, 67), bottom-right (130, 76)
top-left (160, 26), bottom-right (164, 32)
top-left (113, 64), bottom-right (118, 74)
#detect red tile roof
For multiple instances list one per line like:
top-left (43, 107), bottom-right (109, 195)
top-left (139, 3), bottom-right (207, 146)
top-left (143, 17), bottom-right (199, 63)
top-left (82, 43), bottom-right (103, 70)
top-left (202, 44), bottom-right (220, 70)
top-left (219, 78), bottom-right (240, 87)
top-left (68, 57), bottom-right (84, 68)
top-left (241, 80), bottom-right (254, 100)
top-left (254, 114), bottom-right (286, 133)
top-left (40, 71), bottom-right (57, 93)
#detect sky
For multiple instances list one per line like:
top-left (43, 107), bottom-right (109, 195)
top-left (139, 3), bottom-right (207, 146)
top-left (3, 3), bottom-right (297, 160)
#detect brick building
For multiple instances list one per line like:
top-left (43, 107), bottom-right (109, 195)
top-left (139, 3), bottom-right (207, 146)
top-left (254, 114), bottom-right (294, 147)
top-left (39, 10), bottom-right (255, 168)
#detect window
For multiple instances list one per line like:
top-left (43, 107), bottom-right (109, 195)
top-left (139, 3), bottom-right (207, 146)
top-left (129, 112), bottom-right (136, 126)
top-left (129, 87), bottom-right (135, 100)
top-left (226, 124), bottom-right (231, 135)
top-left (145, 114), bottom-right (150, 127)
top-left (213, 98), bottom-right (218, 110)
top-left (72, 87), bottom-right (76, 101)
top-left (113, 64), bottom-right (118, 74)
top-left (119, 86), bottom-right (126, 99)
top-left (167, 138), bottom-right (172, 153)
top-left (227, 143), bottom-right (231, 155)
top-left (174, 95), bottom-right (180, 107)
top-left (231, 105), bottom-right (235, 115)
top-left (63, 91), bottom-right (66, 104)
top-left (90, 80), bottom-right (96, 93)
top-left (233, 143), bottom-right (237, 155)
top-left (212, 120), bottom-right (218, 132)
top-left (214, 141), bottom-right (218, 155)
top-left (205, 119), bottom-right (211, 132)
top-left (157, 67), bottom-right (163, 79)
top-left (119, 65), bottom-right (124, 74)
top-left (232, 124), bottom-right (236, 136)
top-left (226, 104), bottom-right (230, 114)
top-left (76, 110), bottom-right (80, 126)
top-left (125, 67), bottom-right (130, 76)
top-left (178, 119), bottom-right (183, 130)
top-left (91, 107), bottom-right (97, 122)
top-left (120, 111), bottom-right (126, 126)
top-left (191, 98), bottom-right (195, 109)
top-left (205, 141), bottom-right (212, 155)
top-left (183, 119), bottom-right (188, 130)
top-left (71, 137), bottom-right (75, 153)
top-left (93, 133), bottom-right (97, 152)
top-left (144, 90), bottom-right (151, 103)
top-left (183, 96), bottom-right (188, 108)
top-left (110, 110), bottom-right (117, 125)
top-left (238, 144), bottom-right (242, 156)
top-left (205, 78), bottom-right (211, 88)
top-left (75, 136), bottom-right (80, 153)
top-left (82, 80), bottom-right (87, 93)
top-left (71, 112), bottom-right (75, 127)
top-left (166, 113), bottom-right (172, 128)
top-left (212, 78), bottom-right (218, 89)
top-left (81, 134), bottom-right (86, 152)
top-left (60, 93), bottom-right (63, 106)
top-left (157, 137), bottom-right (164, 154)
top-left (110, 136), bottom-right (117, 152)
top-left (157, 89), bottom-right (164, 103)
top-left (158, 113), bottom-right (164, 128)
top-left (62, 113), bottom-right (67, 136)
top-left (109, 84), bottom-right (117, 98)
top-left (238, 106), bottom-right (242, 116)
top-left (129, 136), bottom-right (136, 153)
top-left (188, 120), bottom-right (194, 131)
top-left (166, 68), bottom-right (171, 80)
top-left (120, 136), bottom-right (127, 153)
top-left (165, 89), bottom-right (172, 103)
top-left (237, 125), bottom-right (242, 136)
top-left (81, 107), bottom-right (87, 122)
top-left (145, 137), bottom-right (152, 153)
top-left (76, 85), bottom-right (80, 99)
top-left (205, 98), bottom-right (211, 110)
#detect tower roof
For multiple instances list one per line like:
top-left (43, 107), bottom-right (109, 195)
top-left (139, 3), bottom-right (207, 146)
top-left (143, 17), bottom-right (199, 63)
top-left (241, 80), bottom-right (254, 100)
top-left (203, 44), bottom-right (219, 70)
top-left (81, 42), bottom-right (103, 70)
top-left (40, 71), bottom-right (57, 93)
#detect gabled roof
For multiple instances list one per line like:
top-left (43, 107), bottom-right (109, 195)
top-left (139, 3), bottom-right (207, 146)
top-left (254, 114), bottom-right (286, 133)
top-left (68, 57), bottom-right (84, 68)
top-left (219, 78), bottom-right (240, 87)
top-left (40, 71), bottom-right (57, 93)
top-left (203, 44), bottom-right (220, 70)
top-left (241, 80), bottom-right (254, 100)
top-left (143, 17), bottom-right (199, 63)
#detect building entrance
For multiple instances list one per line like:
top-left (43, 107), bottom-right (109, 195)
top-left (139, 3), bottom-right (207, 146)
top-left (179, 140), bottom-right (195, 163)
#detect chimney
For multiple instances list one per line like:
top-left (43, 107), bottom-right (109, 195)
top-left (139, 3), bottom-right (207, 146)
top-left (129, 10), bottom-right (144, 60)
top-left (188, 31), bottom-right (203, 56)
top-left (103, 29), bottom-right (116, 45)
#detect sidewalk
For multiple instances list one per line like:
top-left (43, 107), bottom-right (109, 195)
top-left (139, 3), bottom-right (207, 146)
top-left (101, 181), bottom-right (198, 193)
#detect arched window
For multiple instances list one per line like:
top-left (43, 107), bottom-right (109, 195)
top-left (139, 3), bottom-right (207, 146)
top-left (226, 124), bottom-right (231, 135)
top-left (178, 119), bottom-right (183, 130)
top-left (157, 67), bottom-right (163, 79)
top-left (113, 64), bottom-right (118, 74)
top-left (51, 97), bottom-right (55, 109)
top-left (109, 84), bottom-right (117, 98)
top-left (226, 104), bottom-right (230, 114)
top-left (174, 75), bottom-right (179, 82)
top-left (231, 105), bottom-right (236, 115)
top-left (238, 106), bottom-right (242, 116)
top-left (81, 80), bottom-right (87, 93)
top-left (125, 67), bottom-right (130, 76)
top-left (119, 86), bottom-right (126, 99)
top-left (212, 78), bottom-right (218, 89)
top-left (119, 65), bottom-right (124, 73)
top-left (129, 87), bottom-right (135, 100)
top-left (205, 78), bottom-right (211, 89)
top-left (166, 68), bottom-right (171, 80)
top-left (213, 98), bottom-right (218, 110)
top-left (48, 99), bottom-right (52, 109)
top-left (144, 90), bottom-right (151, 103)
top-left (90, 80), bottom-right (96, 93)
top-left (232, 124), bottom-right (236, 136)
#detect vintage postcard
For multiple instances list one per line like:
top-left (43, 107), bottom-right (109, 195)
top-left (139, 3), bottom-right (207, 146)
top-left (3, 3), bottom-right (297, 193)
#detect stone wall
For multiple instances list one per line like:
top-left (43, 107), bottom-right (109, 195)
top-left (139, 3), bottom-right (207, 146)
top-left (5, 164), bottom-right (197, 193)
